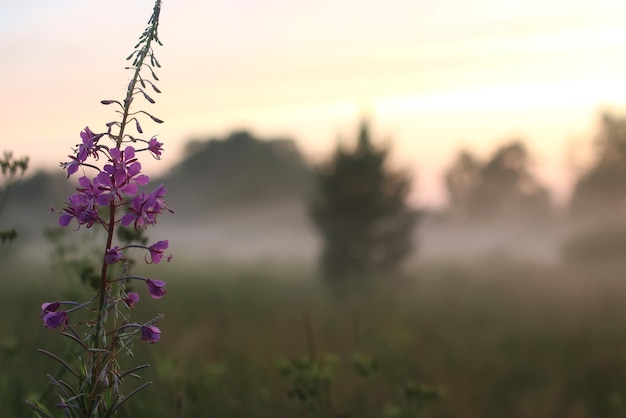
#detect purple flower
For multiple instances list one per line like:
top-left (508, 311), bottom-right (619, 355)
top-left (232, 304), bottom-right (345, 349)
top-left (145, 278), bottom-right (167, 299)
top-left (58, 194), bottom-right (98, 228)
top-left (141, 325), bottom-right (161, 343)
top-left (123, 292), bottom-right (140, 309)
top-left (152, 184), bottom-right (172, 213)
top-left (105, 246), bottom-right (123, 264)
top-left (40, 301), bottom-right (61, 317)
top-left (96, 146), bottom-right (149, 205)
top-left (121, 184), bottom-right (172, 230)
top-left (147, 240), bottom-right (172, 264)
top-left (57, 176), bottom-right (104, 228)
top-left (77, 127), bottom-right (100, 162)
top-left (148, 137), bottom-right (163, 159)
top-left (43, 310), bottom-right (68, 329)
top-left (62, 127), bottom-right (101, 176)
top-left (63, 157), bottom-right (81, 177)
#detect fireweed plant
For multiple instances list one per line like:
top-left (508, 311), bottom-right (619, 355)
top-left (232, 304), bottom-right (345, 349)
top-left (29, 1), bottom-right (173, 416)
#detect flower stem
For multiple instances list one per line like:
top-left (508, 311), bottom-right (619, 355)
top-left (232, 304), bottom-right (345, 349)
top-left (87, 200), bottom-right (117, 413)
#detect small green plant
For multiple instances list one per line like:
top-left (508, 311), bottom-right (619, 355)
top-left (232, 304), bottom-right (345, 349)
top-left (279, 311), bottom-right (442, 418)
top-left (352, 351), bottom-right (379, 379)
top-left (279, 353), bottom-right (339, 417)
top-left (388, 379), bottom-right (444, 418)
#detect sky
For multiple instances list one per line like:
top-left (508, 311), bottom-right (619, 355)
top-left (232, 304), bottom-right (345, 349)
top-left (2, 0), bottom-right (626, 207)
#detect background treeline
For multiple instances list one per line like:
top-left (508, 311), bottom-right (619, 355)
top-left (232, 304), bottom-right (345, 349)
top-left (4, 110), bottom-right (626, 267)
top-left (445, 112), bottom-right (626, 223)
top-left (8, 111), bottom-right (626, 221)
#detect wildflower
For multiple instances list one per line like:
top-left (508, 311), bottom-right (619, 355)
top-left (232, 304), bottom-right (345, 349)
top-left (62, 127), bottom-right (101, 176)
top-left (141, 325), bottom-right (161, 343)
top-left (151, 184), bottom-right (172, 214)
top-left (57, 193), bottom-right (98, 228)
top-left (43, 310), bottom-right (68, 329)
top-left (147, 240), bottom-right (171, 264)
top-left (145, 278), bottom-right (167, 299)
top-left (105, 246), bottom-right (123, 264)
top-left (96, 146), bottom-right (149, 205)
top-left (121, 184), bottom-right (171, 230)
top-left (40, 301), bottom-right (61, 317)
top-left (57, 176), bottom-right (104, 228)
top-left (148, 137), bottom-right (163, 159)
top-left (123, 292), bottom-right (140, 309)
top-left (63, 157), bottom-right (82, 178)
top-left (76, 127), bottom-right (100, 162)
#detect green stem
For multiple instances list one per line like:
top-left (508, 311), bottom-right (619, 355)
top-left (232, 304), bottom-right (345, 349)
top-left (87, 201), bottom-right (116, 414)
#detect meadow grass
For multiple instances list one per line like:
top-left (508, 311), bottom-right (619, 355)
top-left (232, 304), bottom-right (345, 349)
top-left (3, 257), bottom-right (626, 417)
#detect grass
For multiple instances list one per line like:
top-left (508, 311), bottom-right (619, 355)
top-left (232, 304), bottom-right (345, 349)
top-left (3, 257), bottom-right (626, 417)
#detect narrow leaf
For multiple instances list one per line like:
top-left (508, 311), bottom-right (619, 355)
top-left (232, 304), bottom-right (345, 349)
top-left (110, 381), bottom-right (152, 413)
top-left (61, 331), bottom-right (88, 350)
top-left (26, 401), bottom-right (54, 418)
top-left (118, 363), bottom-right (150, 380)
top-left (37, 349), bottom-right (80, 379)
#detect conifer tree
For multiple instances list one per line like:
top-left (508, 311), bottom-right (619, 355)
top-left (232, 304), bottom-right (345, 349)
top-left (310, 120), bottom-right (418, 280)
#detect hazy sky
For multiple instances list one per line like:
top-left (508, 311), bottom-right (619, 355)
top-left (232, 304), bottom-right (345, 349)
top-left (2, 0), bottom-right (626, 206)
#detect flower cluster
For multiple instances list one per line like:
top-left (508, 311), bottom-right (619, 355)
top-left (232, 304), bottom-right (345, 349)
top-left (48, 125), bottom-right (173, 336)
top-left (57, 135), bottom-right (170, 229)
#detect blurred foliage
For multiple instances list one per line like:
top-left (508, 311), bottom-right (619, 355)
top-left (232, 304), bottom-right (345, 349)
top-left (570, 112), bottom-right (626, 219)
top-left (0, 169), bottom-right (72, 250)
top-left (310, 120), bottom-right (418, 281)
top-left (44, 224), bottom-right (150, 294)
top-left (159, 130), bottom-right (313, 217)
top-left (0, 151), bottom-right (28, 243)
top-left (444, 140), bottom-right (552, 222)
top-left (279, 354), bottom-right (338, 416)
top-left (44, 226), bottom-right (106, 293)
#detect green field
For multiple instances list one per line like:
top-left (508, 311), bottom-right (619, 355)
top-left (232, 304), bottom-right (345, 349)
top-left (3, 258), bottom-right (626, 417)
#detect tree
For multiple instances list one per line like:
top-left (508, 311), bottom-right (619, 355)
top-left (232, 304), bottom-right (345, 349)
top-left (310, 120), bottom-right (418, 280)
top-left (444, 150), bottom-right (482, 221)
top-left (444, 140), bottom-right (552, 221)
top-left (161, 130), bottom-right (312, 216)
top-left (569, 112), bottom-right (626, 219)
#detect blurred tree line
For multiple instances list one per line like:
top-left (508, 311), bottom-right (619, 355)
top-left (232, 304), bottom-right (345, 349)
top-left (444, 140), bottom-right (551, 222)
top-left (442, 111), bottom-right (626, 223)
top-left (6, 110), bottom-right (626, 274)
top-left (161, 130), bottom-right (313, 217)
top-left (569, 112), bottom-right (626, 220)
top-left (439, 111), bottom-right (626, 266)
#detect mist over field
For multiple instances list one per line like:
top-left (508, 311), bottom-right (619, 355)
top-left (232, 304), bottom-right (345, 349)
top-left (1, 122), bottom-right (621, 268)
top-left (0, 150), bottom-right (571, 267)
